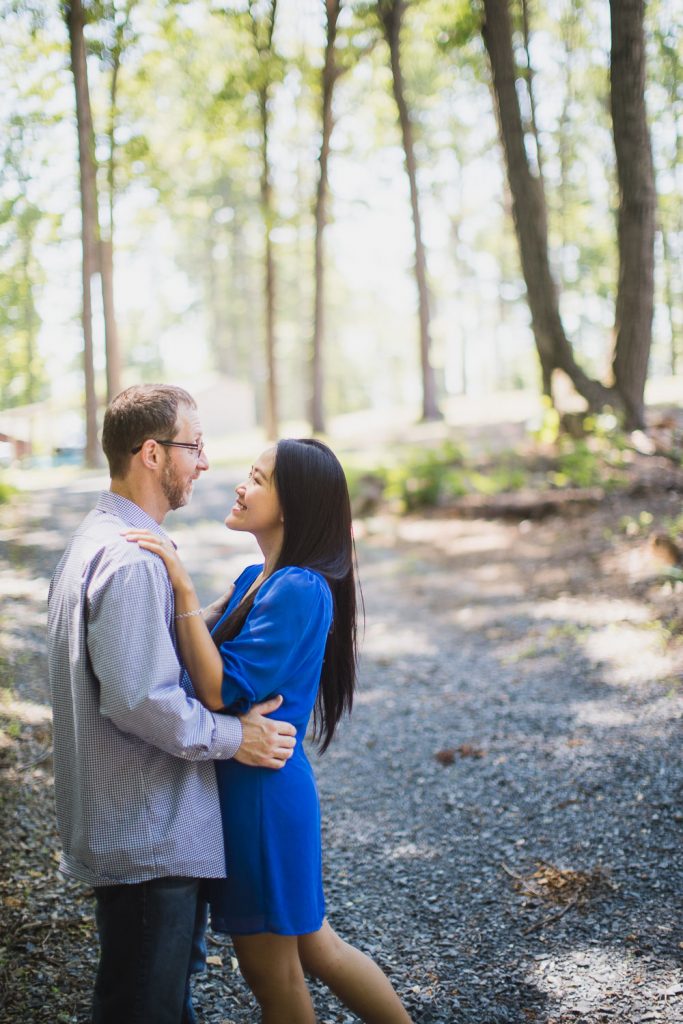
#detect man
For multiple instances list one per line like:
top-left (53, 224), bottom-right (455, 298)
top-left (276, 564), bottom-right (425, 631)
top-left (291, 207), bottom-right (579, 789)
top-left (47, 384), bottom-right (296, 1024)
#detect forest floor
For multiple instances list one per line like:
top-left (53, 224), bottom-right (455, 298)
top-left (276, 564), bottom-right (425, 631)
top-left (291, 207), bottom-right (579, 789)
top-left (0, 439), bottom-right (682, 1024)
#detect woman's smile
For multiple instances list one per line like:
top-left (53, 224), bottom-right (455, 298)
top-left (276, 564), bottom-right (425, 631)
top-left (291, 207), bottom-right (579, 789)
top-left (225, 448), bottom-right (283, 558)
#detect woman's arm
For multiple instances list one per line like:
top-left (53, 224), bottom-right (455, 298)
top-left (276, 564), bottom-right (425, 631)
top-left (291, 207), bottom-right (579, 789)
top-left (203, 587), bottom-right (235, 632)
top-left (122, 530), bottom-right (225, 710)
top-left (215, 568), bottom-right (332, 713)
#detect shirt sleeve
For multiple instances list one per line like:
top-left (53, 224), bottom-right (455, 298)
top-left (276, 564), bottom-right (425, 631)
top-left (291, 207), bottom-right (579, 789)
top-left (86, 555), bottom-right (242, 761)
top-left (218, 567), bottom-right (333, 714)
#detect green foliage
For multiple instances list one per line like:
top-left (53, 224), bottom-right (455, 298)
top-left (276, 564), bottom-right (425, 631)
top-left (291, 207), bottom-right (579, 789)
top-left (347, 412), bottom-right (639, 515)
top-left (1, 0), bottom-right (680, 428)
top-left (0, 6), bottom-right (62, 411)
top-left (618, 510), bottom-right (654, 537)
top-left (434, 0), bottom-right (484, 57)
top-left (0, 478), bottom-right (16, 504)
top-left (383, 443), bottom-right (467, 511)
top-left (552, 416), bottom-right (628, 490)
top-left (660, 512), bottom-right (683, 541)
top-left (467, 463), bottom-right (528, 494)
top-left (532, 404), bottom-right (629, 491)
top-left (5, 719), bottom-right (21, 740)
top-left (532, 397), bottom-right (561, 445)
top-left (348, 439), bottom-right (535, 512)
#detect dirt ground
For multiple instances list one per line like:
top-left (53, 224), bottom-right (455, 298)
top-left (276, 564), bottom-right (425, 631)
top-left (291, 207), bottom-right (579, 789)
top-left (0, 461), bottom-right (682, 1023)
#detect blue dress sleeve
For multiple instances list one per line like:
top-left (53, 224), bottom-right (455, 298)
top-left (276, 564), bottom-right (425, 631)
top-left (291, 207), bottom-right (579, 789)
top-left (218, 567), bottom-right (333, 714)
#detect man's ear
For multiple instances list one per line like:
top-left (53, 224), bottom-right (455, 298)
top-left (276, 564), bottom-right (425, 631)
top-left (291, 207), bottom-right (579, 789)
top-left (139, 439), bottom-right (161, 470)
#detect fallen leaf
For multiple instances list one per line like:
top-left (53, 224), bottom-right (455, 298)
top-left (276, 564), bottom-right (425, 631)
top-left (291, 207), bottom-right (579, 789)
top-left (206, 955), bottom-right (223, 967)
top-left (457, 744), bottom-right (486, 759)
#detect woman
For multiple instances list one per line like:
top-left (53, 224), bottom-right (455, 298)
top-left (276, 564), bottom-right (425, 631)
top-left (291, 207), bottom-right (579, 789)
top-left (126, 439), bottom-right (411, 1024)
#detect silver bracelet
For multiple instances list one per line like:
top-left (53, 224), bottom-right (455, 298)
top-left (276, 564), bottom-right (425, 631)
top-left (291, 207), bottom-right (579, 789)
top-left (175, 607), bottom-right (203, 621)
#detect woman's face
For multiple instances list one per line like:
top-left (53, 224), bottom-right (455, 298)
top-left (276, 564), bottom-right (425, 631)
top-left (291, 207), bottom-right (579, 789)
top-left (225, 447), bottom-right (283, 544)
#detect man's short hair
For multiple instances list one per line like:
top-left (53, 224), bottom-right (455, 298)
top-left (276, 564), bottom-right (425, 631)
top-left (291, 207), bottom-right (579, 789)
top-left (102, 384), bottom-right (196, 479)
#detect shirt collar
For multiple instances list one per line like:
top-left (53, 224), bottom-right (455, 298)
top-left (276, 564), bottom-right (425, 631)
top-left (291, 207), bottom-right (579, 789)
top-left (95, 490), bottom-right (173, 541)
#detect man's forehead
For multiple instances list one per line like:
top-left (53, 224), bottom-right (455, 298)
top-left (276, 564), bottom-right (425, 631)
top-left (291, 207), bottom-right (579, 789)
top-left (176, 404), bottom-right (203, 436)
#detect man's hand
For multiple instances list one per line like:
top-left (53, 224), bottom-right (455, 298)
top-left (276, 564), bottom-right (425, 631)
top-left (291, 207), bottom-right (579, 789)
top-left (234, 696), bottom-right (296, 769)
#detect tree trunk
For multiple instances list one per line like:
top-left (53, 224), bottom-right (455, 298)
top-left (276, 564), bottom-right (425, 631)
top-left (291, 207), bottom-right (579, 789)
top-left (310, 0), bottom-right (342, 435)
top-left (65, 0), bottom-right (100, 467)
top-left (481, 0), bottom-right (612, 411)
top-left (609, 0), bottom-right (656, 431)
top-left (100, 240), bottom-right (121, 401)
top-left (659, 22), bottom-right (682, 376)
top-left (260, 83), bottom-right (278, 440)
top-left (520, 0), bottom-right (545, 189)
top-left (660, 227), bottom-right (678, 376)
top-left (379, 0), bottom-right (441, 422)
top-left (230, 213), bottom-right (251, 381)
top-left (449, 172), bottom-right (469, 395)
top-left (250, 0), bottom-right (278, 440)
top-left (101, 44), bottom-right (122, 402)
top-left (18, 225), bottom-right (39, 407)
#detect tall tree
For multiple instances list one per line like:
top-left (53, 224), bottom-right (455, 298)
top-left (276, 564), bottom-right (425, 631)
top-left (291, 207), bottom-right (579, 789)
top-left (0, 22), bottom-right (51, 414)
top-left (64, 0), bottom-right (99, 466)
top-left (519, 0), bottom-right (545, 190)
top-left (0, 200), bottom-right (45, 410)
top-left (248, 0), bottom-right (280, 440)
top-left (97, 0), bottom-right (134, 402)
top-left (651, 5), bottom-right (682, 375)
top-left (609, 0), bottom-right (656, 430)
top-left (482, 0), bottom-right (607, 403)
top-left (377, 0), bottom-right (441, 422)
top-left (310, 0), bottom-right (342, 434)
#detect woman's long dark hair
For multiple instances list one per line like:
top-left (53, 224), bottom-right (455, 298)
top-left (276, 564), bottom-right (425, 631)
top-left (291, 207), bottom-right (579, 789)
top-left (212, 438), bottom-right (359, 752)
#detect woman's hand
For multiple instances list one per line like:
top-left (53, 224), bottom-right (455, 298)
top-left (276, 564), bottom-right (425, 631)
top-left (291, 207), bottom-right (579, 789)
top-left (122, 529), bottom-right (194, 599)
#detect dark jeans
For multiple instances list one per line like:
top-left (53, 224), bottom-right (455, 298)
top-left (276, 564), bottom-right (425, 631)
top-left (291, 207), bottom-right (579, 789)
top-left (93, 877), bottom-right (207, 1024)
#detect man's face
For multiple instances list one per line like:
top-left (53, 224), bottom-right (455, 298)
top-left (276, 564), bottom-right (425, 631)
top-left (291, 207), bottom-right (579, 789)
top-left (160, 404), bottom-right (209, 511)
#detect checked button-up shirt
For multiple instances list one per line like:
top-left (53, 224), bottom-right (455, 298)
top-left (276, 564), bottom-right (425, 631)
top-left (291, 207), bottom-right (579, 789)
top-left (48, 490), bottom-right (241, 887)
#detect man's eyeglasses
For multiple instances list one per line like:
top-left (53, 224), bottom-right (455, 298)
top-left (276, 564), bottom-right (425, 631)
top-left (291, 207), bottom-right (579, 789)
top-left (131, 439), bottom-right (205, 458)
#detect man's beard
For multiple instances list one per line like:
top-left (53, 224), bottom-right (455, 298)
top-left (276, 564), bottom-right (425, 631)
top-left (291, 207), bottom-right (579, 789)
top-left (161, 455), bottom-right (192, 510)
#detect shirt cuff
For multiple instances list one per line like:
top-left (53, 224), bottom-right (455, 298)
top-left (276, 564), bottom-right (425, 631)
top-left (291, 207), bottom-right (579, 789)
top-left (213, 713), bottom-right (242, 760)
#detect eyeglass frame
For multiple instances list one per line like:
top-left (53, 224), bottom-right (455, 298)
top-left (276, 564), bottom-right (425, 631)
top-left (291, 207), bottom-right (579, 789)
top-left (130, 438), bottom-right (205, 458)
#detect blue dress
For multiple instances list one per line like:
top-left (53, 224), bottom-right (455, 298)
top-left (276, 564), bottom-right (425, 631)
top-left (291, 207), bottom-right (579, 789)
top-left (205, 564), bottom-right (333, 936)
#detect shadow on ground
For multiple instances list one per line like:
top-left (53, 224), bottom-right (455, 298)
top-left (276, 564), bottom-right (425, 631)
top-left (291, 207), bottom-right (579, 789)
top-left (1, 472), bottom-right (681, 1023)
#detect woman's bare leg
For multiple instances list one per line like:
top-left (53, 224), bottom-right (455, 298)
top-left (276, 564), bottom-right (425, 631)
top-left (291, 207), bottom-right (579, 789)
top-left (231, 933), bottom-right (316, 1024)
top-left (298, 920), bottom-right (412, 1023)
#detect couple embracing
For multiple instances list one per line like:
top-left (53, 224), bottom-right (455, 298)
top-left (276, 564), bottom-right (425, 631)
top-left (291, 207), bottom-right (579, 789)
top-left (48, 384), bottom-right (411, 1024)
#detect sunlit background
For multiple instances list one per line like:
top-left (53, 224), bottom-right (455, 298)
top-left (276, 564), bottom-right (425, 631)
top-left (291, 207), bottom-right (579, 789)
top-left (0, 0), bottom-right (680, 460)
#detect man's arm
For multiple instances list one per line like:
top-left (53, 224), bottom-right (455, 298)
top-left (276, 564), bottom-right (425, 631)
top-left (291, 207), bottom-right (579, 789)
top-left (87, 556), bottom-right (294, 766)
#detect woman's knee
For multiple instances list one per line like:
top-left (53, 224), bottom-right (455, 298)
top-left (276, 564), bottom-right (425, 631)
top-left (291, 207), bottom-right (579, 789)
top-left (234, 934), bottom-right (305, 1000)
top-left (298, 922), bottom-right (346, 979)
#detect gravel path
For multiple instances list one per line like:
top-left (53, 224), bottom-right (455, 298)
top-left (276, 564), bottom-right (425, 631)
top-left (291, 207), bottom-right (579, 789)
top-left (1, 470), bottom-right (682, 1024)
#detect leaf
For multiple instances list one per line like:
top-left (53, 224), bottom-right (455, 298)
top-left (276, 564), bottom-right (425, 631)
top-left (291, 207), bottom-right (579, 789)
top-left (457, 743), bottom-right (486, 758)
